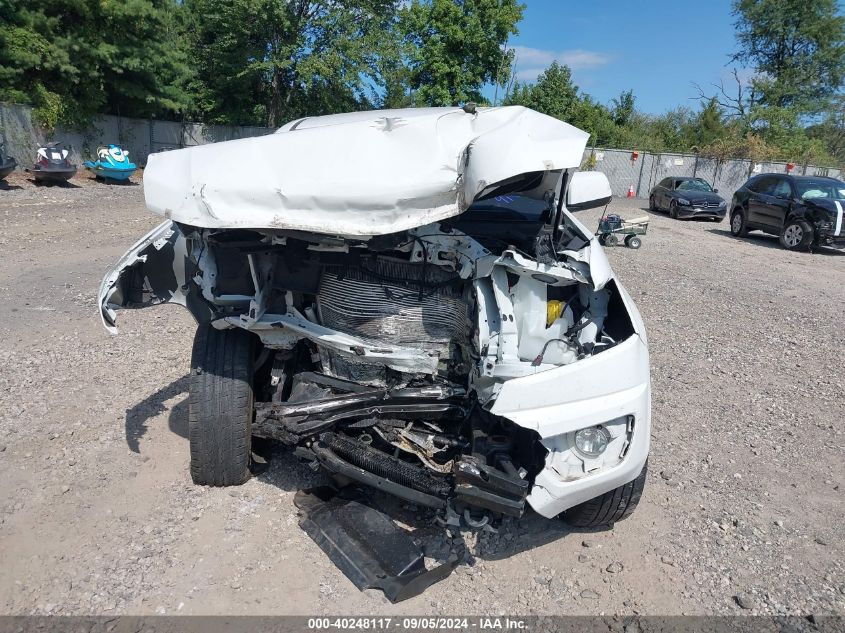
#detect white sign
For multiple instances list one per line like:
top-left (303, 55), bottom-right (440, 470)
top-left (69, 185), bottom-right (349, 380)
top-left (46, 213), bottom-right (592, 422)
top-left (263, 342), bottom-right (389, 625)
top-left (595, 152), bottom-right (605, 161)
top-left (752, 163), bottom-right (762, 173)
top-left (674, 158), bottom-right (684, 166)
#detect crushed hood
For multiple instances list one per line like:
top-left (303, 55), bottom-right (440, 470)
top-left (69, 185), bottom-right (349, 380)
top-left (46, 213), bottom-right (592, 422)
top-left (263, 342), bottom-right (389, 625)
top-left (143, 106), bottom-right (590, 236)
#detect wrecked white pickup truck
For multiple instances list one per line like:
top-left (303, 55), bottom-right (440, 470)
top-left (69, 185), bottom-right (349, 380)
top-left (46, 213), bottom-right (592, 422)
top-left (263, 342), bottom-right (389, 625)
top-left (100, 106), bottom-right (650, 539)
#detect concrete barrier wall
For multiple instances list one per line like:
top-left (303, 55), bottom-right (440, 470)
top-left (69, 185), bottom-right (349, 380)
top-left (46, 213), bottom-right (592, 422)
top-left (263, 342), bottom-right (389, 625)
top-left (3, 102), bottom-right (840, 195)
top-left (0, 102), bottom-right (273, 168)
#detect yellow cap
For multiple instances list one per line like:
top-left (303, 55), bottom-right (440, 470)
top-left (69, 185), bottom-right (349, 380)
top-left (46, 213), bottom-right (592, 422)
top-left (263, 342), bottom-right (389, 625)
top-left (546, 300), bottom-right (562, 327)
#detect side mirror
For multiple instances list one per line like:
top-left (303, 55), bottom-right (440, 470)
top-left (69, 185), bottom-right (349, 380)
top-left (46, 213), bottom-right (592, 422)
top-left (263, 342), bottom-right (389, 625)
top-left (713, 188), bottom-right (719, 193)
top-left (567, 171), bottom-right (612, 211)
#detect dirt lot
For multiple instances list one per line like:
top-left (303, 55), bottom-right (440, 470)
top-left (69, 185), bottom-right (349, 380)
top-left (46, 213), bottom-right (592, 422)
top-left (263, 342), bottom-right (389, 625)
top-left (0, 171), bottom-right (843, 616)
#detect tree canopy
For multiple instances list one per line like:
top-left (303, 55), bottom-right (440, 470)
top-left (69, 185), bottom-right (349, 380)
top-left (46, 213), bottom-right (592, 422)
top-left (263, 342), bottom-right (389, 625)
top-left (400, 0), bottom-right (523, 106)
top-left (1, 0), bottom-right (842, 166)
top-left (0, 0), bottom-right (192, 127)
top-left (732, 0), bottom-right (845, 114)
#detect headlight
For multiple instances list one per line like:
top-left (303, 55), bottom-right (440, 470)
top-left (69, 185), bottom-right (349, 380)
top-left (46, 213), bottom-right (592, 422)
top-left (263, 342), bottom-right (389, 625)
top-left (677, 197), bottom-right (691, 206)
top-left (574, 426), bottom-right (611, 458)
top-left (718, 200), bottom-right (726, 208)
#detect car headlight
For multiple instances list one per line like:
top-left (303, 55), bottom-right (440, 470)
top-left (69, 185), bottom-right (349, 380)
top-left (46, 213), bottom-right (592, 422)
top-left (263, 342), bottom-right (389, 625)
top-left (677, 197), bottom-right (691, 206)
top-left (544, 417), bottom-right (635, 481)
top-left (718, 200), bottom-right (726, 208)
top-left (574, 426), bottom-right (611, 458)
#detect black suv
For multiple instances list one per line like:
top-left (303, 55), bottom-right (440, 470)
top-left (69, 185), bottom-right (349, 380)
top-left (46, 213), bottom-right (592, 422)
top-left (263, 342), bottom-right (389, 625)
top-left (730, 174), bottom-right (845, 250)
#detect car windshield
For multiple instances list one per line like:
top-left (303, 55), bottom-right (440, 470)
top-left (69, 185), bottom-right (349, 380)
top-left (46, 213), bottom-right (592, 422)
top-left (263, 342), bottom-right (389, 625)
top-left (675, 179), bottom-right (712, 192)
top-left (794, 179), bottom-right (845, 200)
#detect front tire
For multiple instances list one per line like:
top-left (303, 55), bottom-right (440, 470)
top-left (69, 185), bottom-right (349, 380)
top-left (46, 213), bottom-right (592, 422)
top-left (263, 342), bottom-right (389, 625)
top-left (669, 201), bottom-right (679, 219)
top-left (188, 324), bottom-right (255, 486)
top-left (625, 235), bottom-right (642, 249)
top-left (730, 209), bottom-right (749, 237)
top-left (780, 219), bottom-right (813, 251)
top-left (563, 462), bottom-right (647, 528)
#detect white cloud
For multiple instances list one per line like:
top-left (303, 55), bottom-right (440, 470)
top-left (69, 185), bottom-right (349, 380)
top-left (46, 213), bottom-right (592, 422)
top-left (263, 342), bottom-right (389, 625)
top-left (510, 45), bottom-right (611, 81)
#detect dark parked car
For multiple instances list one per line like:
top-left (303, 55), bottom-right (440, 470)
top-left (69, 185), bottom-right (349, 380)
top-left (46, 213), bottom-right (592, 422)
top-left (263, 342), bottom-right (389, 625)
top-left (730, 174), bottom-right (845, 250)
top-left (649, 177), bottom-right (726, 220)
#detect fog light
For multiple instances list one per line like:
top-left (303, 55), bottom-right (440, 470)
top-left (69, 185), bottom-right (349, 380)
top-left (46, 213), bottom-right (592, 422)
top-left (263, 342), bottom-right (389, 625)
top-left (574, 426), bottom-right (610, 458)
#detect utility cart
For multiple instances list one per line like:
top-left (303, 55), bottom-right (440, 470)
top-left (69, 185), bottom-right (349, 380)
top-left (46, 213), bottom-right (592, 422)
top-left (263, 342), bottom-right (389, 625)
top-left (597, 213), bottom-right (649, 249)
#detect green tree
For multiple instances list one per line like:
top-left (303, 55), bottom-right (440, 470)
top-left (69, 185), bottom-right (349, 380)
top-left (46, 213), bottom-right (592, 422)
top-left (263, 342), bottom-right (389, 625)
top-left (807, 96), bottom-right (845, 163)
top-left (185, 0), bottom-right (395, 127)
top-left (506, 62), bottom-right (579, 120)
top-left (98, 0), bottom-right (193, 119)
top-left (691, 0), bottom-right (844, 163)
top-left (182, 0), bottom-right (268, 125)
top-left (0, 0), bottom-right (192, 127)
top-left (401, 0), bottom-right (524, 106)
top-left (610, 90), bottom-right (635, 127)
top-left (692, 98), bottom-right (729, 147)
top-left (732, 0), bottom-right (845, 114)
top-left (0, 2), bottom-right (48, 107)
top-left (504, 62), bottom-right (617, 146)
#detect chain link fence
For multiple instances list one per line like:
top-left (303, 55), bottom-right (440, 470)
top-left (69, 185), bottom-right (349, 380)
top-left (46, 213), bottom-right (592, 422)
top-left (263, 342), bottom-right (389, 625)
top-left (0, 102), bottom-right (273, 168)
top-left (582, 147), bottom-right (842, 203)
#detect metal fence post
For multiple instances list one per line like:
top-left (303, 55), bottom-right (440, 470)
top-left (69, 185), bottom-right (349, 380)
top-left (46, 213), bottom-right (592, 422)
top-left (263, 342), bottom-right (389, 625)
top-left (635, 152), bottom-right (646, 197)
top-left (693, 154), bottom-right (698, 177)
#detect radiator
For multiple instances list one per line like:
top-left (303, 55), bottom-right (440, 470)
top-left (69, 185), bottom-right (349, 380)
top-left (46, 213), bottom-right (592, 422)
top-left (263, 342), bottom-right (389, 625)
top-left (316, 256), bottom-right (470, 379)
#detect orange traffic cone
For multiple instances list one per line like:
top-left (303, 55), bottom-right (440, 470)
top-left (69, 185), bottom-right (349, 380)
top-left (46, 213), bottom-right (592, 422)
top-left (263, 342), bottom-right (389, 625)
top-left (627, 185), bottom-right (635, 198)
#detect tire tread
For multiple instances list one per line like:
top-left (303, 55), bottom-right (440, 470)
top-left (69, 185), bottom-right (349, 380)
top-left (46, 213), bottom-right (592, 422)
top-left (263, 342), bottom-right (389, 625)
top-left (188, 325), bottom-right (253, 486)
top-left (564, 462), bottom-right (647, 528)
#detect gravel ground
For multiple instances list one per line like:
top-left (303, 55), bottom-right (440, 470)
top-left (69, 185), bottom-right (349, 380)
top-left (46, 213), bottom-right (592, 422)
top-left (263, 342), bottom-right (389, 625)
top-left (0, 171), bottom-right (843, 616)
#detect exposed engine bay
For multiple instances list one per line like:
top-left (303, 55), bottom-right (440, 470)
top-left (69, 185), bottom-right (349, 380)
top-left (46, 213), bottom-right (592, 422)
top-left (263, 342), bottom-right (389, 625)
top-left (109, 199), bottom-right (636, 527)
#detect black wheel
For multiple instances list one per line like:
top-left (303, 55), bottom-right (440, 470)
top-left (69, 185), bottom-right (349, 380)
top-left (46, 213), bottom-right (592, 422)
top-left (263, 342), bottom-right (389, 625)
top-left (598, 234), bottom-right (607, 245)
top-left (604, 234), bottom-right (619, 247)
top-left (669, 201), bottom-right (679, 219)
top-left (729, 208), bottom-right (748, 237)
top-left (563, 461), bottom-right (647, 528)
top-left (188, 324), bottom-right (255, 486)
top-left (625, 235), bottom-right (642, 249)
top-left (648, 195), bottom-right (657, 212)
top-left (780, 219), bottom-right (813, 251)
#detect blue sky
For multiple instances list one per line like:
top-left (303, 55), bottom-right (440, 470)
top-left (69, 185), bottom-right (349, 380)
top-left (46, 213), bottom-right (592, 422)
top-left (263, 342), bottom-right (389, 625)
top-left (494, 0), bottom-right (742, 114)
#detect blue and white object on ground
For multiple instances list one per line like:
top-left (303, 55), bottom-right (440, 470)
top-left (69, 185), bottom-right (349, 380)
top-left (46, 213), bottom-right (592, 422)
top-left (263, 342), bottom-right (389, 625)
top-left (83, 145), bottom-right (136, 181)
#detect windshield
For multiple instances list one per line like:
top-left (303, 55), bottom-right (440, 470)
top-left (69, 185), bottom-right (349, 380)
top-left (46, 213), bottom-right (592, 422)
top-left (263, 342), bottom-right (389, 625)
top-left (676, 179), bottom-right (713, 192)
top-left (794, 179), bottom-right (845, 200)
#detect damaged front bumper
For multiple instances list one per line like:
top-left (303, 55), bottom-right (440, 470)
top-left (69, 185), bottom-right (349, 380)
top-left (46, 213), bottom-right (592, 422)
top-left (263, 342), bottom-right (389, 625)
top-left (99, 215), bottom-right (650, 524)
top-left (491, 334), bottom-right (650, 518)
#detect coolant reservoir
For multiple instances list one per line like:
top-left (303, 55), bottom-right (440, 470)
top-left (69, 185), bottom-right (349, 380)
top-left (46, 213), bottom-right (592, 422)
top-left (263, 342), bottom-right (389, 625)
top-left (513, 279), bottom-right (576, 365)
